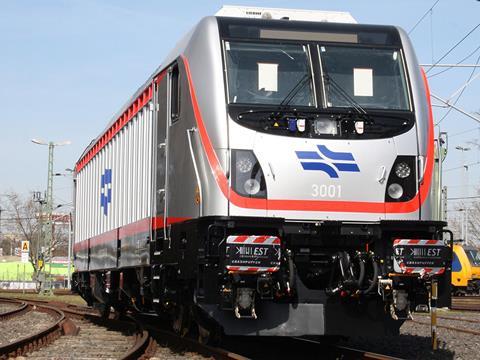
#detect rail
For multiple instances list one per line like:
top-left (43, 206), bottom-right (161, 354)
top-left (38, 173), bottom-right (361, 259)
top-left (0, 298), bottom-right (66, 359)
top-left (0, 297), bottom-right (152, 359)
top-left (0, 298), bottom-right (29, 320)
top-left (451, 296), bottom-right (480, 311)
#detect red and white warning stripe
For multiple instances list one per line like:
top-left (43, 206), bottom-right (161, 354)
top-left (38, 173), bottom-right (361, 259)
top-left (394, 239), bottom-right (446, 277)
top-left (397, 262), bottom-right (445, 277)
top-left (394, 239), bottom-right (443, 246)
top-left (227, 235), bottom-right (280, 245)
top-left (226, 266), bottom-right (279, 273)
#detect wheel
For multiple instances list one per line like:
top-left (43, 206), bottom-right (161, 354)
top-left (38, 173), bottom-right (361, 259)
top-left (196, 321), bottom-right (222, 345)
top-left (111, 302), bottom-right (126, 320)
top-left (172, 305), bottom-right (191, 337)
top-left (97, 302), bottom-right (111, 320)
top-left (197, 322), bottom-right (211, 344)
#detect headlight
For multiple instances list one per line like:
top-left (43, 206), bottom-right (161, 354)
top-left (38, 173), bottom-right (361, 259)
top-left (314, 118), bottom-right (338, 135)
top-left (244, 179), bottom-right (260, 195)
top-left (395, 162), bottom-right (411, 178)
top-left (388, 183), bottom-right (403, 199)
top-left (231, 150), bottom-right (267, 198)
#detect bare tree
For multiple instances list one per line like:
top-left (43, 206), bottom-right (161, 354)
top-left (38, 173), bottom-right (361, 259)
top-left (1, 192), bottom-right (68, 287)
top-left (466, 200), bottom-right (480, 247)
top-left (447, 198), bottom-right (480, 247)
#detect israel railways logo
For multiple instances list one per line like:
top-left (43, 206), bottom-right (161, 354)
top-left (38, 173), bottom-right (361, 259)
top-left (295, 145), bottom-right (360, 178)
top-left (100, 169), bottom-right (112, 216)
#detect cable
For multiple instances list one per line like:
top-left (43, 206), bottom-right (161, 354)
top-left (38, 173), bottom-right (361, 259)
top-left (448, 196), bottom-right (480, 201)
top-left (428, 45), bottom-right (480, 78)
top-left (426, 22), bottom-right (480, 74)
top-left (430, 5), bottom-right (435, 63)
top-left (435, 52), bottom-right (480, 125)
top-left (446, 184), bottom-right (478, 189)
top-left (408, 0), bottom-right (441, 35)
top-left (449, 126), bottom-right (480, 138)
top-left (444, 160), bottom-right (480, 172)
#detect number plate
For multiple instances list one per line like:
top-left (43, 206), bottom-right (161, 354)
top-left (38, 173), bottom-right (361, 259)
top-left (393, 239), bottom-right (448, 275)
top-left (225, 235), bottom-right (281, 272)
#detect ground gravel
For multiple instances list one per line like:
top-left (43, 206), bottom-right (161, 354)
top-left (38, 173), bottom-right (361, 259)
top-left (0, 310), bottom-right (55, 346)
top-left (0, 303), bottom-right (18, 314)
top-left (24, 318), bottom-right (135, 359)
top-left (341, 309), bottom-right (480, 359)
top-left (150, 345), bottom-right (212, 360)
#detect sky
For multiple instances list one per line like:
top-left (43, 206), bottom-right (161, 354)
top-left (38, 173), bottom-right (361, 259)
top-left (0, 0), bottom-right (479, 226)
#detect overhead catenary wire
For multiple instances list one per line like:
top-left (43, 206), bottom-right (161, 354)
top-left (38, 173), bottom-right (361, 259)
top-left (423, 63), bottom-right (480, 68)
top-left (427, 45), bottom-right (480, 78)
top-left (431, 93), bottom-right (480, 124)
top-left (449, 126), bottom-right (480, 138)
top-left (444, 161), bottom-right (480, 172)
top-left (447, 196), bottom-right (480, 201)
top-left (444, 184), bottom-right (479, 189)
top-left (425, 22), bottom-right (480, 74)
top-left (447, 70), bottom-right (480, 101)
top-left (435, 52), bottom-right (480, 125)
top-left (408, 0), bottom-right (441, 35)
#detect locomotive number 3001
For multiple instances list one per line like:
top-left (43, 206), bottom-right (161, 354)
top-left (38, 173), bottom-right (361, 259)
top-left (311, 184), bottom-right (342, 198)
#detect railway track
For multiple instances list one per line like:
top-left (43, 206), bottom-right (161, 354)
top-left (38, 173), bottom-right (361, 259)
top-left (451, 296), bottom-right (480, 311)
top-left (0, 297), bottom-right (152, 359)
top-left (218, 332), bottom-right (401, 359)
top-left (411, 318), bottom-right (480, 336)
top-left (1, 297), bottom-right (402, 359)
top-left (1, 298), bottom-right (245, 359)
top-left (135, 311), bottom-right (401, 360)
top-left (410, 311), bottom-right (480, 337)
top-left (294, 338), bottom-right (403, 360)
top-left (0, 298), bottom-right (29, 320)
top-left (0, 298), bottom-right (67, 359)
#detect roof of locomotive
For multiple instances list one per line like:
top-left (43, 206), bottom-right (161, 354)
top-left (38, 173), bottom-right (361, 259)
top-left (215, 5), bottom-right (357, 23)
top-left (77, 15), bottom-right (405, 167)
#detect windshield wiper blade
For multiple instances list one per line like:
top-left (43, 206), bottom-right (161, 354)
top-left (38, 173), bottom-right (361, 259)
top-left (323, 74), bottom-right (368, 115)
top-left (279, 73), bottom-right (311, 108)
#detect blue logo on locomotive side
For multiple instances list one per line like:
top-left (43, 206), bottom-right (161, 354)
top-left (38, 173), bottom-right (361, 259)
top-left (100, 169), bottom-right (112, 216)
top-left (295, 145), bottom-right (360, 178)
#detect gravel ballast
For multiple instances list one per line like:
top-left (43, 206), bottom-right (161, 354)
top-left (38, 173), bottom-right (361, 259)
top-left (0, 310), bottom-right (56, 346)
top-left (342, 309), bottom-right (480, 359)
top-left (0, 303), bottom-right (19, 314)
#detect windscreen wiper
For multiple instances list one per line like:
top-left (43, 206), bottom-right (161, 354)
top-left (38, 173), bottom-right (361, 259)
top-left (279, 73), bottom-right (311, 108)
top-left (323, 74), bottom-right (368, 115)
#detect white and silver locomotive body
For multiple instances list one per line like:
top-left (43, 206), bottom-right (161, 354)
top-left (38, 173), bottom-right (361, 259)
top-left (73, 8), bottom-right (451, 338)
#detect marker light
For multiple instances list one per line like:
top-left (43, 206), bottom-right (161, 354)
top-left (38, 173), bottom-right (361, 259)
top-left (244, 179), bottom-right (261, 195)
top-left (395, 162), bottom-right (411, 178)
top-left (388, 183), bottom-right (403, 199)
top-left (236, 158), bottom-right (253, 173)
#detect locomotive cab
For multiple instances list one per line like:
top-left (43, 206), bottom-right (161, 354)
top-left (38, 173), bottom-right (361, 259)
top-left (199, 16), bottom-right (450, 335)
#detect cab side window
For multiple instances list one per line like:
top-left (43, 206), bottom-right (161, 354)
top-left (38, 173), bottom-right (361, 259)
top-left (452, 252), bottom-right (462, 272)
top-left (170, 64), bottom-right (180, 123)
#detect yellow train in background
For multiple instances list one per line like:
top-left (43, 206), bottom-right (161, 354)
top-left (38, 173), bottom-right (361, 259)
top-left (452, 244), bottom-right (480, 295)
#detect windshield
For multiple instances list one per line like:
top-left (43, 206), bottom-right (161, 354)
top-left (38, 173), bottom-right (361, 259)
top-left (466, 249), bottom-right (480, 267)
top-left (319, 46), bottom-right (410, 110)
top-left (225, 41), bottom-right (316, 106)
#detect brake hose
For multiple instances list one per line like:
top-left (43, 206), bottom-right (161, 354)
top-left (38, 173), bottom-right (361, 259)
top-left (359, 253), bottom-right (379, 295)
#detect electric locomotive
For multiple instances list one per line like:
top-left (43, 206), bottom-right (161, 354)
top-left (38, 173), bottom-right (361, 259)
top-left (73, 6), bottom-right (451, 339)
